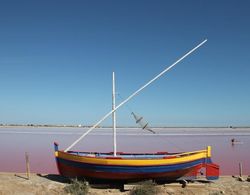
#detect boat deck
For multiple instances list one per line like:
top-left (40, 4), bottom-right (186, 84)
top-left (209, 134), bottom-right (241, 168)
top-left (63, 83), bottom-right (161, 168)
top-left (67, 151), bottom-right (182, 159)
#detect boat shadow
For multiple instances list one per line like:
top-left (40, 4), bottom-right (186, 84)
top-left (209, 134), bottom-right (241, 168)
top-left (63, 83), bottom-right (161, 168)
top-left (36, 174), bottom-right (126, 189)
top-left (37, 173), bottom-right (70, 183)
top-left (36, 174), bottom-right (210, 191)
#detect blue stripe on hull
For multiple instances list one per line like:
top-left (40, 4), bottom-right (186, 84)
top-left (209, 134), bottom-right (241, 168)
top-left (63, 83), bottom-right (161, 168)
top-left (56, 157), bottom-right (205, 174)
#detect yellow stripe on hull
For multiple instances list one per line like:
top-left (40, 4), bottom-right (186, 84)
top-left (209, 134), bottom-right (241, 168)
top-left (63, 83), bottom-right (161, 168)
top-left (55, 146), bottom-right (211, 166)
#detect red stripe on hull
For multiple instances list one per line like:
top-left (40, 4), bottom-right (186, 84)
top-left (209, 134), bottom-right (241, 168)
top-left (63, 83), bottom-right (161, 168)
top-left (57, 161), bottom-right (201, 181)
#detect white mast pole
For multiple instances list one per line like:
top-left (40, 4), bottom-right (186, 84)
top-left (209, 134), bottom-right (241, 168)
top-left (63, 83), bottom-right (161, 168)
top-left (64, 39), bottom-right (207, 152)
top-left (112, 72), bottom-right (117, 156)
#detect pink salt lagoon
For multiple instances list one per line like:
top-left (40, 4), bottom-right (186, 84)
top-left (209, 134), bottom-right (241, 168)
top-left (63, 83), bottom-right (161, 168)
top-left (0, 127), bottom-right (249, 176)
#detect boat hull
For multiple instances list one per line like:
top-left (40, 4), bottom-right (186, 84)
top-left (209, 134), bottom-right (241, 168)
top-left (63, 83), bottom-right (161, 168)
top-left (54, 143), bottom-right (219, 182)
top-left (56, 158), bottom-right (202, 181)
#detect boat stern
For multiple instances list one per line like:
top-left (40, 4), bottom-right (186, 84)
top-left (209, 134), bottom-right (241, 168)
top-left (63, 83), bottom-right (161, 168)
top-left (205, 146), bottom-right (219, 180)
top-left (180, 146), bottom-right (219, 181)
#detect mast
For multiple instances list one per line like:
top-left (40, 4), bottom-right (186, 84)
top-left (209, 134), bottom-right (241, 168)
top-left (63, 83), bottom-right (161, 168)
top-left (112, 72), bottom-right (117, 156)
top-left (64, 39), bottom-right (207, 152)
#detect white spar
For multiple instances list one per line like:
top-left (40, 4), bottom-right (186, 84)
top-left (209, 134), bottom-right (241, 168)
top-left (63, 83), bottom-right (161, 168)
top-left (64, 39), bottom-right (207, 152)
top-left (112, 72), bottom-right (117, 156)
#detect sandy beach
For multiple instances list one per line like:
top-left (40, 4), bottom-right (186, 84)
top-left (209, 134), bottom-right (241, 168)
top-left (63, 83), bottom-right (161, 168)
top-left (0, 172), bottom-right (250, 195)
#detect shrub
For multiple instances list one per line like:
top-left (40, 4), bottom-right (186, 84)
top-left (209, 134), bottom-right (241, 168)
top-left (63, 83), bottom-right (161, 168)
top-left (64, 178), bottom-right (89, 195)
top-left (130, 180), bottom-right (159, 195)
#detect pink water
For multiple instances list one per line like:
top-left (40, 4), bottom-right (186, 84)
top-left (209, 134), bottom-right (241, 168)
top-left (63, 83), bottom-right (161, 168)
top-left (0, 127), bottom-right (249, 175)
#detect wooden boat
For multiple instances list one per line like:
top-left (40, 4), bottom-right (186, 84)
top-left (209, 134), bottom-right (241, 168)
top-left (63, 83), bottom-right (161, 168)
top-left (54, 40), bottom-right (219, 182)
top-left (54, 144), bottom-right (219, 181)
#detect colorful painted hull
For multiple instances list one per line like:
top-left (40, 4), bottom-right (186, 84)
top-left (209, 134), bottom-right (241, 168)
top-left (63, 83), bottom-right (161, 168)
top-left (54, 143), bottom-right (219, 182)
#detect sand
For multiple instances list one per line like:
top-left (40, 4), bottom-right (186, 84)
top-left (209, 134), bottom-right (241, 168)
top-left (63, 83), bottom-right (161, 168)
top-left (0, 173), bottom-right (250, 195)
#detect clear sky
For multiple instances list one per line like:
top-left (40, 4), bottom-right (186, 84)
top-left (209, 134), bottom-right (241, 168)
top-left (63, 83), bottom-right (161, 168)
top-left (0, 0), bottom-right (249, 127)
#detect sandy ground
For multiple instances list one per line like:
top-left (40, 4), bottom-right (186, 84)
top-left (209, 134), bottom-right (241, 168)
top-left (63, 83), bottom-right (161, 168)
top-left (0, 173), bottom-right (250, 195)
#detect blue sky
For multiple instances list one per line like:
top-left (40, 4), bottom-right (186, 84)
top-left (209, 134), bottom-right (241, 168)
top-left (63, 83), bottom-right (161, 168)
top-left (0, 0), bottom-right (249, 126)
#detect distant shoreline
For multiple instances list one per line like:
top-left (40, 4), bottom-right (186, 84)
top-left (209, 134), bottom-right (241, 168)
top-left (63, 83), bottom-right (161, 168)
top-left (0, 124), bottom-right (250, 129)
